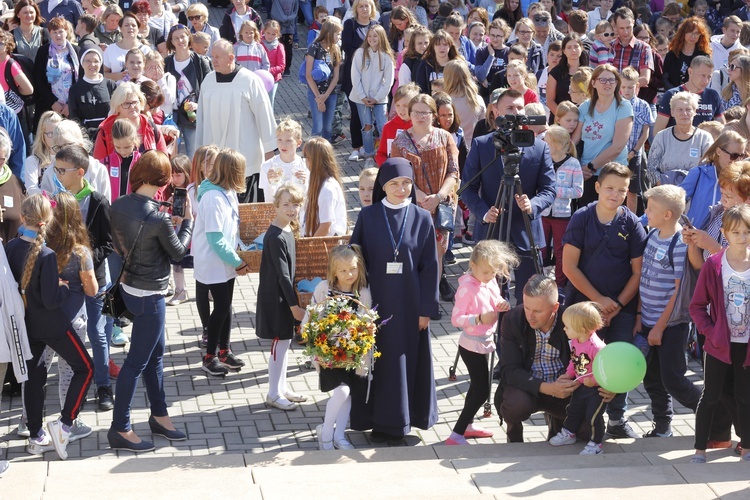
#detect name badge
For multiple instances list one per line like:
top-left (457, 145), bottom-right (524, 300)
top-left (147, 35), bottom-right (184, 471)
top-left (3, 195), bottom-right (13, 208)
top-left (690, 148), bottom-right (699, 158)
top-left (110, 167), bottom-right (119, 178)
top-left (386, 262), bottom-right (403, 274)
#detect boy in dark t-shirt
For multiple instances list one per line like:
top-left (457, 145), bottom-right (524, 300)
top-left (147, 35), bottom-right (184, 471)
top-left (562, 162), bottom-right (648, 440)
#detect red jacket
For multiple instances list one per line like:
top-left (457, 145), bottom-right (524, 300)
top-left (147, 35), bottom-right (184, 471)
top-left (689, 249), bottom-right (750, 367)
top-left (93, 114), bottom-right (168, 162)
top-left (375, 115), bottom-right (411, 166)
top-left (263, 42), bottom-right (285, 82)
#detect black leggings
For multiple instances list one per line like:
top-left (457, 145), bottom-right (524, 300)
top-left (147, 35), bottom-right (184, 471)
top-left (694, 345), bottom-right (750, 451)
top-left (281, 34), bottom-right (293, 74)
top-left (453, 346), bottom-right (490, 435)
top-left (26, 330), bottom-right (93, 437)
top-left (196, 279), bottom-right (236, 356)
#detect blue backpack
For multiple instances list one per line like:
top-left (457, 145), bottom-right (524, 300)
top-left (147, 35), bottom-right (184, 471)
top-left (298, 57), bottom-right (332, 86)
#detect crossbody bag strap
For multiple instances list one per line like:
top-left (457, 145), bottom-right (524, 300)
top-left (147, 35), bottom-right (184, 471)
top-left (112, 213), bottom-right (151, 286)
top-left (405, 131), bottom-right (435, 194)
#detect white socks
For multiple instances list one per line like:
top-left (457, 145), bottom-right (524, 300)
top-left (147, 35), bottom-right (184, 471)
top-left (267, 339), bottom-right (291, 403)
top-left (321, 384), bottom-right (351, 442)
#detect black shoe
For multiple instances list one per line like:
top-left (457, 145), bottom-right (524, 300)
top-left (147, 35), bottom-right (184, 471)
top-left (202, 356), bottom-right (229, 377)
top-left (643, 424), bottom-right (673, 438)
top-left (282, 69), bottom-right (291, 77)
top-left (107, 428), bottom-right (155, 452)
top-left (117, 317), bottom-right (131, 328)
top-left (444, 250), bottom-right (457, 265)
top-left (148, 416), bottom-right (187, 441)
top-left (219, 350), bottom-right (245, 369)
top-left (330, 134), bottom-right (347, 145)
top-left (439, 275), bottom-right (455, 302)
top-left (606, 419), bottom-right (641, 439)
top-left (97, 386), bottom-right (114, 411)
top-left (370, 431), bottom-right (388, 443)
top-left (200, 328), bottom-right (208, 348)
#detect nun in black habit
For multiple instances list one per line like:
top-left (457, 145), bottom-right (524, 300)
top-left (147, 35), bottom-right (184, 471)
top-left (349, 158), bottom-right (440, 441)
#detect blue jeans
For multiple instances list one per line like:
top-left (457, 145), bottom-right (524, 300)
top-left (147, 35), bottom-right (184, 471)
top-left (598, 311), bottom-right (636, 421)
top-left (299, 0), bottom-right (313, 26)
top-left (179, 126), bottom-right (197, 159)
top-left (308, 88), bottom-right (337, 140)
top-left (112, 291), bottom-right (168, 432)
top-left (86, 286), bottom-right (111, 388)
top-left (356, 102), bottom-right (388, 157)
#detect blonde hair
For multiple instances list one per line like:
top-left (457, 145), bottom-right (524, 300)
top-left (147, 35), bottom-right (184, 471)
top-left (186, 2), bottom-right (208, 18)
top-left (31, 111), bottom-right (63, 168)
top-left (110, 82), bottom-right (146, 115)
top-left (562, 302), bottom-right (604, 337)
top-left (47, 191), bottom-right (92, 273)
top-left (620, 66), bottom-right (640, 83)
top-left (191, 31), bottom-right (211, 47)
top-left (469, 240), bottom-right (520, 281)
top-left (697, 120), bottom-right (725, 140)
top-left (359, 24), bottom-right (395, 72)
top-left (359, 167), bottom-right (378, 183)
top-left (273, 182), bottom-right (306, 237)
top-left (570, 66), bottom-right (593, 96)
top-left (276, 117), bottom-right (303, 142)
top-left (207, 148), bottom-right (246, 193)
top-left (314, 17), bottom-right (343, 66)
top-left (144, 50), bottom-right (165, 69)
top-left (443, 59), bottom-right (483, 114)
top-left (545, 125), bottom-right (577, 158)
top-left (393, 82), bottom-right (420, 103)
top-left (52, 120), bottom-right (92, 152)
top-left (327, 244), bottom-right (368, 292)
top-left (554, 100), bottom-right (579, 122)
top-left (506, 59), bottom-right (536, 91)
top-left (351, 0), bottom-right (377, 22)
top-left (644, 184), bottom-right (687, 219)
top-left (303, 137), bottom-right (345, 237)
top-left (191, 145), bottom-right (219, 185)
top-left (19, 194), bottom-right (54, 307)
top-left (239, 20), bottom-right (261, 43)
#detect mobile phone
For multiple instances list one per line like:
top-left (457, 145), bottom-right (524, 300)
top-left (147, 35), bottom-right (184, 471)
top-left (172, 188), bottom-right (187, 218)
top-left (680, 214), bottom-right (693, 229)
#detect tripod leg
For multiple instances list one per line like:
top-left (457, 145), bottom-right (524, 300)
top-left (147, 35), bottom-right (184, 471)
top-left (513, 177), bottom-right (543, 276)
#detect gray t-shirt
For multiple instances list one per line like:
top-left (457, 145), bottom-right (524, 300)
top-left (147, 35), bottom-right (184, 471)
top-left (647, 127), bottom-right (714, 185)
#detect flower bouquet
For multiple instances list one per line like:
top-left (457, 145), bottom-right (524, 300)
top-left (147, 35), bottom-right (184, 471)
top-left (301, 295), bottom-right (381, 375)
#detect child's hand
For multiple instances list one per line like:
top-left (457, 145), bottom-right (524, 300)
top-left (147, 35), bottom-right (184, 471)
top-left (291, 305), bottom-right (306, 321)
top-left (648, 326), bottom-right (664, 346)
top-left (495, 298), bottom-right (510, 313)
top-left (293, 169), bottom-right (307, 183)
top-left (582, 375), bottom-right (597, 388)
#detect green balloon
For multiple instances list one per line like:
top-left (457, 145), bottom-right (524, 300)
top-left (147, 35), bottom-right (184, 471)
top-left (592, 342), bottom-right (647, 393)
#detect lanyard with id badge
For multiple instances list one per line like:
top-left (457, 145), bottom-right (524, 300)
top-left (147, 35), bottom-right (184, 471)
top-left (382, 203), bottom-right (409, 275)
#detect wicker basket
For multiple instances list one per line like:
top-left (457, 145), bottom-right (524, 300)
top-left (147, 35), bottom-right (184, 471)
top-left (237, 203), bottom-right (276, 273)
top-left (294, 235), bottom-right (351, 308)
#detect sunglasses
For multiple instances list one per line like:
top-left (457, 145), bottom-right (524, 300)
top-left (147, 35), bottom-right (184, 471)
top-left (721, 147), bottom-right (744, 161)
top-left (729, 64), bottom-right (740, 71)
top-left (603, 32), bottom-right (615, 37)
top-left (187, 15), bottom-right (203, 21)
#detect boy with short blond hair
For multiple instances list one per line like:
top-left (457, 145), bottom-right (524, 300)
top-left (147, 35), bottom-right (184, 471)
top-left (621, 66), bottom-right (655, 213)
top-left (259, 118), bottom-right (307, 200)
top-left (191, 32), bottom-right (211, 56)
top-left (638, 184), bottom-right (702, 438)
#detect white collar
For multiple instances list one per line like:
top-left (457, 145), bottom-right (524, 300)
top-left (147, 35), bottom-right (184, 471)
top-left (48, 0), bottom-right (63, 12)
top-left (382, 198), bottom-right (412, 209)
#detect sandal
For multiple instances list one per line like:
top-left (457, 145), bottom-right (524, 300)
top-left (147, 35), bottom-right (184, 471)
top-left (690, 455), bottom-right (707, 464)
top-left (316, 425), bottom-right (333, 450)
top-left (464, 424), bottom-right (493, 438)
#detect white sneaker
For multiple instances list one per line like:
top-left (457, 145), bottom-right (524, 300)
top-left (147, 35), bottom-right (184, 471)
top-left (333, 437), bottom-right (355, 450)
top-left (347, 150), bottom-right (360, 162)
top-left (549, 428), bottom-right (577, 446)
top-left (27, 431), bottom-right (53, 455)
top-left (68, 419), bottom-right (92, 442)
top-left (0, 460), bottom-right (9, 477)
top-left (580, 441), bottom-right (603, 455)
top-left (316, 424), bottom-right (334, 451)
top-left (16, 421), bottom-right (30, 438)
top-left (46, 419), bottom-right (71, 461)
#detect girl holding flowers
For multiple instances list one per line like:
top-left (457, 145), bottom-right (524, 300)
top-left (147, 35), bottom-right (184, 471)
top-left (303, 244), bottom-right (373, 450)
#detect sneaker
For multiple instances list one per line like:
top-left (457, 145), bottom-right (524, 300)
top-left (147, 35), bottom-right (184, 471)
top-left (68, 419), bottom-right (92, 442)
top-left (330, 134), bottom-right (347, 146)
top-left (606, 419), bottom-right (640, 439)
top-left (439, 275), bottom-right (455, 302)
top-left (452, 238), bottom-right (464, 249)
top-left (580, 441), bottom-right (603, 455)
top-left (27, 431), bottom-right (53, 455)
top-left (549, 428), bottom-right (577, 446)
top-left (444, 250), bottom-right (457, 265)
top-left (16, 421), bottom-right (30, 438)
top-left (643, 425), bottom-right (673, 438)
top-left (167, 289), bottom-right (188, 306)
top-left (97, 385), bottom-right (115, 411)
top-left (0, 460), bottom-right (8, 477)
top-left (111, 326), bottom-right (129, 347)
top-left (46, 419), bottom-right (71, 460)
top-left (347, 149), bottom-right (361, 162)
top-left (363, 157), bottom-right (377, 169)
top-left (200, 328), bottom-right (208, 348)
top-left (202, 355), bottom-right (229, 377)
top-left (218, 350), bottom-right (246, 369)
top-left (108, 359), bottom-right (120, 379)
top-left (462, 233), bottom-right (476, 246)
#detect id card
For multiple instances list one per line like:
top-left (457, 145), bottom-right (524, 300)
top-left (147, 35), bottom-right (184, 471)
top-left (386, 262), bottom-right (403, 274)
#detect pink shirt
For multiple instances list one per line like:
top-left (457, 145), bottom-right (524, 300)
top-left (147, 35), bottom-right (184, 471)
top-left (451, 273), bottom-right (506, 354)
top-left (566, 333), bottom-right (606, 385)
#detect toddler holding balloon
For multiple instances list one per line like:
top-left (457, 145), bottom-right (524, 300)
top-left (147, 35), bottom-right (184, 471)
top-left (549, 302), bottom-right (607, 455)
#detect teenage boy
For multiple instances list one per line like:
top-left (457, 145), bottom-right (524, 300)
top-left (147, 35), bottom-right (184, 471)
top-left (55, 144), bottom-right (115, 411)
top-left (710, 15), bottom-right (743, 71)
top-left (75, 13), bottom-right (100, 53)
top-left (476, 18), bottom-right (511, 101)
top-left (621, 66), bottom-right (655, 213)
top-left (638, 185), bottom-right (702, 438)
top-left (562, 162), bottom-right (648, 439)
top-left (375, 82), bottom-right (418, 166)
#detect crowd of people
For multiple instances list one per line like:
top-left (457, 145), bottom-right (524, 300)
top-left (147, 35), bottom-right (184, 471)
top-left (2, 0), bottom-right (750, 477)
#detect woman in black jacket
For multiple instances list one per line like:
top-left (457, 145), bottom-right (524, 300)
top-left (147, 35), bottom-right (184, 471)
top-left (68, 48), bottom-right (117, 141)
top-left (164, 24), bottom-right (211, 158)
top-left (108, 151), bottom-right (193, 452)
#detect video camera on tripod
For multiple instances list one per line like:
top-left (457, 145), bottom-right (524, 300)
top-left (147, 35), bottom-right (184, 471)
top-left (492, 114), bottom-right (547, 152)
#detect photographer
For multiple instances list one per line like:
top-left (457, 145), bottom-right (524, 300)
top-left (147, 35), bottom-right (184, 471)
top-left (460, 88), bottom-right (556, 304)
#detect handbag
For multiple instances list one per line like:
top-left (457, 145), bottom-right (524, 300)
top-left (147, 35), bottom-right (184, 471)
top-left (101, 217), bottom-right (149, 319)
top-left (405, 131), bottom-right (455, 232)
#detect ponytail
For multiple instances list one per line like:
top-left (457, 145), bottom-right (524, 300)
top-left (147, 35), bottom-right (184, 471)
top-left (19, 195), bottom-right (53, 307)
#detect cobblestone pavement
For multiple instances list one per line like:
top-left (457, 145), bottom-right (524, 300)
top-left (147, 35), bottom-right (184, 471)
top-left (0, 6), bottom-right (707, 462)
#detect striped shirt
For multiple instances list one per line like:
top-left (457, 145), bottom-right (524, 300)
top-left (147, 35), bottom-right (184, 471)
top-left (530, 316), bottom-right (566, 383)
top-left (639, 229), bottom-right (686, 327)
top-left (628, 96), bottom-right (655, 153)
top-left (612, 37), bottom-right (654, 74)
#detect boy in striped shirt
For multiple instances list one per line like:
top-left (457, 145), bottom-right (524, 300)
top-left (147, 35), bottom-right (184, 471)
top-left (638, 185), bottom-right (702, 438)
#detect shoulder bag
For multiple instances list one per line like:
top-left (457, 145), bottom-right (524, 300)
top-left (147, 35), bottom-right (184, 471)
top-left (101, 215), bottom-right (149, 320)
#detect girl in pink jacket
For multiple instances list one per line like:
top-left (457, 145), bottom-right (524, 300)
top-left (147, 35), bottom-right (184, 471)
top-left (447, 240), bottom-right (518, 445)
top-left (261, 20), bottom-right (286, 108)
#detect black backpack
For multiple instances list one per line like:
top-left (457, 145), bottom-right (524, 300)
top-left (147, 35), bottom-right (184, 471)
top-left (5, 53), bottom-right (36, 106)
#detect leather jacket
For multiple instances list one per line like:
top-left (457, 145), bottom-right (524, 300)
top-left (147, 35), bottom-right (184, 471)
top-left (110, 193), bottom-right (192, 291)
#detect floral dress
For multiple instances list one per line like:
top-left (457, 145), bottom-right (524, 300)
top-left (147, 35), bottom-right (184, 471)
top-left (390, 127), bottom-right (459, 251)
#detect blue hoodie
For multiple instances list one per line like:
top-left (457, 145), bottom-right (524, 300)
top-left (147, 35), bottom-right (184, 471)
top-left (680, 162), bottom-right (720, 230)
top-left (197, 179), bottom-right (242, 268)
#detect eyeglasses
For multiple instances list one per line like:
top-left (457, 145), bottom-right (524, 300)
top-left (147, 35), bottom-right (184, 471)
top-left (187, 15), bottom-right (202, 21)
top-left (120, 100), bottom-right (140, 109)
top-left (597, 77), bottom-right (617, 84)
top-left (720, 147), bottom-right (744, 161)
top-left (411, 110), bottom-right (433, 117)
top-left (54, 166), bottom-right (78, 175)
top-left (729, 64), bottom-right (740, 71)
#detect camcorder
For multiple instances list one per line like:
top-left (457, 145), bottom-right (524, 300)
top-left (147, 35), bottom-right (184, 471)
top-left (492, 114), bottom-right (547, 150)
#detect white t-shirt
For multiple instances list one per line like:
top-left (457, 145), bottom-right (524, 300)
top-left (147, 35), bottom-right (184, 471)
top-left (102, 43), bottom-right (152, 74)
top-left (722, 252), bottom-right (750, 344)
top-left (316, 177), bottom-right (347, 236)
top-left (174, 56), bottom-right (193, 108)
top-left (193, 188), bottom-right (240, 285)
top-left (259, 154), bottom-right (308, 200)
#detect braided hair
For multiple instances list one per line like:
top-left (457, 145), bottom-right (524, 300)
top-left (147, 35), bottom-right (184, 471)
top-left (19, 194), bottom-right (53, 307)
